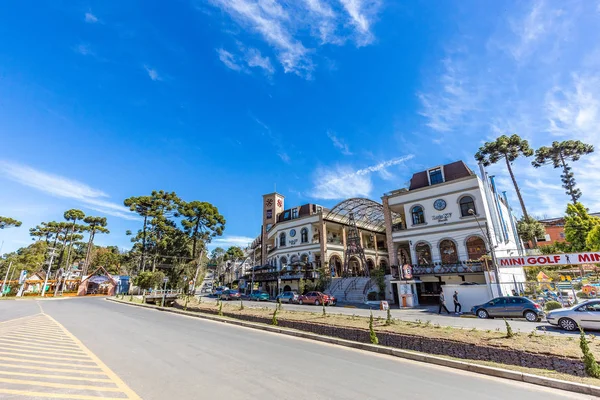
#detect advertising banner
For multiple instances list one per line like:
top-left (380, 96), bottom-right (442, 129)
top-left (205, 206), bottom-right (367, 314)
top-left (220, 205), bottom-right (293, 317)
top-left (498, 252), bottom-right (600, 268)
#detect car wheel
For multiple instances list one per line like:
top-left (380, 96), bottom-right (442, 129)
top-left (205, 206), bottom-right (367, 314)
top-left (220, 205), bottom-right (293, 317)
top-left (524, 311), bottom-right (537, 322)
top-left (559, 317), bottom-right (578, 331)
top-left (315, 300), bottom-right (320, 306)
top-left (299, 300), bottom-right (303, 305)
top-left (476, 309), bottom-right (489, 319)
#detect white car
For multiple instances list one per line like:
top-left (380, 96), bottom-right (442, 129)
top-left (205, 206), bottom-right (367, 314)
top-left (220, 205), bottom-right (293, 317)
top-left (546, 300), bottom-right (600, 331)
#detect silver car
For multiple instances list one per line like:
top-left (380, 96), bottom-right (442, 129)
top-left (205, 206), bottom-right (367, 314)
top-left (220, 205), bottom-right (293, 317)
top-left (546, 300), bottom-right (600, 331)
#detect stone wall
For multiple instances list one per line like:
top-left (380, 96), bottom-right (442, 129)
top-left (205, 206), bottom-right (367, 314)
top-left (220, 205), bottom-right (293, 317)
top-left (177, 303), bottom-right (585, 376)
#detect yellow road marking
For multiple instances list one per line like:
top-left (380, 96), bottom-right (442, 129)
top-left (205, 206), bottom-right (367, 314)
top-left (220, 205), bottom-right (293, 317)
top-left (0, 333), bottom-right (75, 346)
top-left (0, 342), bottom-right (87, 357)
top-left (0, 370), bottom-right (113, 383)
top-left (1, 326), bottom-right (71, 336)
top-left (0, 331), bottom-right (72, 342)
top-left (45, 313), bottom-right (142, 400)
top-left (0, 377), bottom-right (123, 392)
top-left (0, 350), bottom-right (95, 362)
top-left (0, 388), bottom-right (123, 400)
top-left (0, 363), bottom-right (108, 375)
top-left (0, 337), bottom-right (79, 350)
top-left (0, 356), bottom-right (101, 368)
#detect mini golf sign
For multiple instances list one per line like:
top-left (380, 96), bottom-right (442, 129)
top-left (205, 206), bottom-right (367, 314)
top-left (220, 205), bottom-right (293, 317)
top-left (498, 251), bottom-right (600, 267)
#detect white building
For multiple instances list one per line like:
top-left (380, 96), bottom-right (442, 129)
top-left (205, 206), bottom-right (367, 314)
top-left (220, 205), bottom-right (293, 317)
top-left (382, 161), bottom-right (525, 305)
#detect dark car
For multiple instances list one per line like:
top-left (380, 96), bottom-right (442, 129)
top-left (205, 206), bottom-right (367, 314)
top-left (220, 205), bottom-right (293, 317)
top-left (471, 296), bottom-right (544, 322)
top-left (220, 289), bottom-right (241, 301)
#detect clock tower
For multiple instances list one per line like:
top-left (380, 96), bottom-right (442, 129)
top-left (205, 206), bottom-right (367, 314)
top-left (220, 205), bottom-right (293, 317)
top-left (261, 192), bottom-right (284, 265)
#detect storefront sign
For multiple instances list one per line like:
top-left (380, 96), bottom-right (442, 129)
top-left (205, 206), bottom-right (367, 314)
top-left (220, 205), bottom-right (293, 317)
top-left (498, 252), bottom-right (600, 267)
top-left (432, 213), bottom-right (452, 223)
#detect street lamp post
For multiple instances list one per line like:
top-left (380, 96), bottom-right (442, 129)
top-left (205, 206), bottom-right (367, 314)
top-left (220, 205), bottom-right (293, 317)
top-left (1, 261), bottom-right (12, 297)
top-left (41, 248), bottom-right (58, 298)
top-left (468, 209), bottom-right (503, 297)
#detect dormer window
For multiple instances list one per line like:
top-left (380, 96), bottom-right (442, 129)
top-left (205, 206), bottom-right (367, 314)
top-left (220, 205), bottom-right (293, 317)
top-left (292, 208), bottom-right (298, 219)
top-left (429, 168), bottom-right (443, 185)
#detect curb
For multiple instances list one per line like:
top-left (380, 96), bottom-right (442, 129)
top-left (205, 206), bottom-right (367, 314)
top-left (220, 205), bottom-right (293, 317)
top-left (106, 298), bottom-right (599, 396)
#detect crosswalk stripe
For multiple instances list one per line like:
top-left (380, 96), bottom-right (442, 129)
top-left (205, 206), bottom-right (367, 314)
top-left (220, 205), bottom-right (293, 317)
top-left (0, 377), bottom-right (123, 392)
top-left (0, 370), bottom-right (113, 383)
top-left (0, 388), bottom-right (125, 400)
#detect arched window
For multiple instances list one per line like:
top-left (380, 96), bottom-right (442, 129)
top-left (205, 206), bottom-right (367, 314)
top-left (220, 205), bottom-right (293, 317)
top-left (415, 242), bottom-right (432, 265)
top-left (279, 232), bottom-right (286, 247)
top-left (439, 240), bottom-right (458, 264)
top-left (290, 255), bottom-right (299, 265)
top-left (411, 205), bottom-right (425, 225)
top-left (460, 196), bottom-right (476, 217)
top-left (280, 256), bottom-right (287, 268)
top-left (300, 254), bottom-right (309, 265)
top-left (466, 236), bottom-right (486, 260)
top-left (301, 228), bottom-right (308, 243)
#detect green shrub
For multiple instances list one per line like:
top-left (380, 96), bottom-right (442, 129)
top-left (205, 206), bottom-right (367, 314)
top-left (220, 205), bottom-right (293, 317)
top-left (218, 300), bottom-right (223, 316)
top-left (369, 312), bottom-right (379, 345)
top-left (385, 307), bottom-right (393, 326)
top-left (545, 301), bottom-right (562, 311)
top-left (580, 328), bottom-right (600, 378)
top-left (573, 282), bottom-right (583, 290)
top-left (577, 291), bottom-right (589, 299)
top-left (322, 301), bottom-right (326, 317)
top-left (504, 319), bottom-right (515, 338)
top-left (239, 299), bottom-right (244, 311)
top-left (272, 308), bottom-right (278, 326)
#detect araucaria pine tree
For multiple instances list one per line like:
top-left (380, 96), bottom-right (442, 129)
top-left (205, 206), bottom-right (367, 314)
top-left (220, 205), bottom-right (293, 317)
top-left (369, 312), bottom-right (379, 345)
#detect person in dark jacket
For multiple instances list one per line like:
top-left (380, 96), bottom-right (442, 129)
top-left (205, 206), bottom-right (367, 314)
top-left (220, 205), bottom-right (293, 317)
top-left (453, 291), bottom-right (462, 314)
top-left (438, 291), bottom-right (450, 314)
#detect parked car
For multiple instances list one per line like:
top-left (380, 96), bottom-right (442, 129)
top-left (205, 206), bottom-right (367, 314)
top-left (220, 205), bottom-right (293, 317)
top-left (249, 291), bottom-right (270, 301)
top-left (213, 286), bottom-right (229, 296)
top-left (471, 296), bottom-right (544, 322)
top-left (276, 291), bottom-right (299, 304)
top-left (298, 291), bottom-right (336, 306)
top-left (220, 289), bottom-right (241, 301)
top-left (546, 300), bottom-right (600, 331)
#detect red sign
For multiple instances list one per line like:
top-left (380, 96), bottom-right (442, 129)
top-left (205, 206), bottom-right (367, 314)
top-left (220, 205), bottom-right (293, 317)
top-left (497, 252), bottom-right (600, 267)
top-left (402, 264), bottom-right (413, 279)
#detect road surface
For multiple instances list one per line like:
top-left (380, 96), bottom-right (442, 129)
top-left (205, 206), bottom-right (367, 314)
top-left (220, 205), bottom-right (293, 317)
top-left (0, 298), bottom-right (586, 399)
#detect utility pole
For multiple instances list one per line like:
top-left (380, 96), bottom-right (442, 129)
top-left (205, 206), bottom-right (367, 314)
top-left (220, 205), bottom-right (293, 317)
top-left (469, 209), bottom-right (502, 297)
top-left (161, 277), bottom-right (168, 307)
top-left (251, 250), bottom-right (255, 295)
top-left (41, 247), bottom-right (58, 297)
top-left (1, 261), bottom-right (12, 297)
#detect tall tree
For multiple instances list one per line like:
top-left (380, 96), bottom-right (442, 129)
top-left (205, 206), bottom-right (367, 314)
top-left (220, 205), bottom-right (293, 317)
top-left (29, 222), bottom-right (54, 243)
top-left (475, 134), bottom-right (534, 219)
top-left (0, 216), bottom-right (22, 229)
top-left (124, 195), bottom-right (153, 271)
top-left (564, 203), bottom-right (600, 252)
top-left (82, 216), bottom-right (109, 275)
top-left (532, 140), bottom-right (594, 204)
top-left (63, 209), bottom-right (85, 272)
top-left (179, 201), bottom-right (225, 259)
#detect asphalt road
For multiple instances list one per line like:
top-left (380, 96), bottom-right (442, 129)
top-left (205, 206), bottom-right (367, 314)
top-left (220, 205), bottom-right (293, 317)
top-left (0, 298), bottom-right (587, 399)
top-left (199, 296), bottom-right (573, 336)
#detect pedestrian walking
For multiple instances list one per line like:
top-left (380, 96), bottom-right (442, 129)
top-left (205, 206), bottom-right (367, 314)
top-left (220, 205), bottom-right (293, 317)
top-left (438, 291), bottom-right (450, 314)
top-left (453, 291), bottom-right (462, 314)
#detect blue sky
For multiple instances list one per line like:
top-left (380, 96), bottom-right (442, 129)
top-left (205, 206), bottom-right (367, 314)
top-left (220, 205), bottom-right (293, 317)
top-left (1, 0), bottom-right (600, 254)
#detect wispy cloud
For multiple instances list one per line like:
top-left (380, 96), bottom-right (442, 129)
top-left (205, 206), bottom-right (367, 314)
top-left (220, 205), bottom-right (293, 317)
top-left (326, 130), bottom-right (352, 155)
top-left (417, 1), bottom-right (600, 217)
top-left (217, 48), bottom-right (244, 71)
top-left (311, 155), bottom-right (414, 200)
top-left (144, 65), bottom-right (161, 81)
top-left (85, 12), bottom-right (98, 23)
top-left (250, 114), bottom-right (290, 163)
top-left (210, 235), bottom-right (255, 248)
top-left (74, 43), bottom-right (94, 56)
top-left (206, 0), bottom-right (382, 78)
top-left (0, 161), bottom-right (138, 220)
top-left (245, 48), bottom-right (275, 74)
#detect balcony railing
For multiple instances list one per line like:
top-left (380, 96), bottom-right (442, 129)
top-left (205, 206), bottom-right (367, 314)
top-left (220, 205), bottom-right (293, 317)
top-left (327, 238), bottom-right (343, 245)
top-left (392, 223), bottom-right (405, 232)
top-left (392, 262), bottom-right (484, 278)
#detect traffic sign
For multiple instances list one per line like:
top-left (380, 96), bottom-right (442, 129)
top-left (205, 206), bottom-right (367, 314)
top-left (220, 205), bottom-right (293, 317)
top-left (163, 277), bottom-right (169, 283)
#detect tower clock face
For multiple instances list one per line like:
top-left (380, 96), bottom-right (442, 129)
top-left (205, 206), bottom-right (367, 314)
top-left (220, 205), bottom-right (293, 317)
top-left (434, 199), bottom-right (447, 211)
top-left (277, 199), bottom-right (282, 207)
top-left (265, 199), bottom-right (273, 207)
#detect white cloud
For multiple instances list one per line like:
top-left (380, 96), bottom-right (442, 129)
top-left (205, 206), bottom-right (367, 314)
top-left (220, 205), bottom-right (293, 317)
top-left (74, 44), bottom-right (94, 56)
top-left (144, 65), bottom-right (161, 81)
top-left (210, 235), bottom-right (255, 248)
top-left (311, 155), bottom-right (414, 200)
top-left (245, 48), bottom-right (275, 74)
top-left (217, 48), bottom-right (244, 72)
top-left (278, 152), bottom-right (291, 163)
top-left (206, 0), bottom-right (382, 77)
top-left (85, 12), bottom-right (98, 23)
top-left (326, 130), bottom-right (352, 155)
top-left (0, 161), bottom-right (138, 221)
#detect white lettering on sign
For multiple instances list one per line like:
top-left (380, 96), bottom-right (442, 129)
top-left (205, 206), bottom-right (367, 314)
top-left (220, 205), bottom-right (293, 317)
top-left (498, 252), bottom-right (600, 267)
top-left (432, 213), bottom-right (452, 222)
